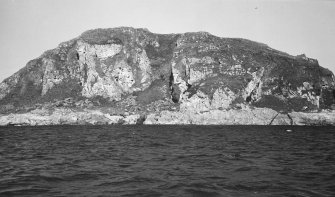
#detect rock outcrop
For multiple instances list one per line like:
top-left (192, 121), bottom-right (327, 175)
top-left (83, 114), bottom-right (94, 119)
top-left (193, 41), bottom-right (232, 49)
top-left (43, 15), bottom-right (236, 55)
top-left (0, 27), bottom-right (334, 126)
top-left (0, 107), bottom-right (334, 126)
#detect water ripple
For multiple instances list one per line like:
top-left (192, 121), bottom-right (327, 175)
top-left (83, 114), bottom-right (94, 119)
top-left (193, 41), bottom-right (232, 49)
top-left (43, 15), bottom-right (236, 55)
top-left (0, 125), bottom-right (334, 196)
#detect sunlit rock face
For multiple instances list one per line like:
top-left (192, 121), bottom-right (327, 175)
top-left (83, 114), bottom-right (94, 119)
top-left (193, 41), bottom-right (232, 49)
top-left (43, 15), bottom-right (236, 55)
top-left (0, 27), bottom-right (334, 115)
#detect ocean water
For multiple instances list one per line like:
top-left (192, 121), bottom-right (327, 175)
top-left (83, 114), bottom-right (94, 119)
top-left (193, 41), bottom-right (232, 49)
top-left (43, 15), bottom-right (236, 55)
top-left (0, 125), bottom-right (334, 197)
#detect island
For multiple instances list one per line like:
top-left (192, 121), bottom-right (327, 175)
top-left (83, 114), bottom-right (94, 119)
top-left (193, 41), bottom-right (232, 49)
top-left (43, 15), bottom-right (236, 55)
top-left (0, 27), bottom-right (334, 126)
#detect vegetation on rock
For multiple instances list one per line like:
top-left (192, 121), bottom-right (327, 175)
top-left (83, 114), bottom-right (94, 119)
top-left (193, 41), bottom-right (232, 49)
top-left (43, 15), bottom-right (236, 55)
top-left (0, 27), bottom-right (334, 120)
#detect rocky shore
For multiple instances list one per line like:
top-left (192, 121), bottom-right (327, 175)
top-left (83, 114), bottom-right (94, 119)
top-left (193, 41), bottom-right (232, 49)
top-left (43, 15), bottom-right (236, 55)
top-left (1, 107), bottom-right (334, 126)
top-left (1, 27), bottom-right (334, 126)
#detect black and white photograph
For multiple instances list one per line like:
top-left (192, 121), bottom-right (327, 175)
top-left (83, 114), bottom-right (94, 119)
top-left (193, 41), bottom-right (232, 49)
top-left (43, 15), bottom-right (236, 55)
top-left (0, 0), bottom-right (334, 196)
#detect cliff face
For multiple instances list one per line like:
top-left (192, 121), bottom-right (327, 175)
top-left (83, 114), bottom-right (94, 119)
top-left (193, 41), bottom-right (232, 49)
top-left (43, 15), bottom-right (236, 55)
top-left (0, 27), bottom-right (334, 117)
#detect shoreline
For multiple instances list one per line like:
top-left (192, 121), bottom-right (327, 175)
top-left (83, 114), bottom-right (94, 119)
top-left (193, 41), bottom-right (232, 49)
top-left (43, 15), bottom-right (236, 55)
top-left (1, 107), bottom-right (334, 126)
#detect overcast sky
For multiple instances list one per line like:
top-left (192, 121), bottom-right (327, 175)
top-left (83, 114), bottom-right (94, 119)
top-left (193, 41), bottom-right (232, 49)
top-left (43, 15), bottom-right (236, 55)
top-left (0, 0), bottom-right (334, 82)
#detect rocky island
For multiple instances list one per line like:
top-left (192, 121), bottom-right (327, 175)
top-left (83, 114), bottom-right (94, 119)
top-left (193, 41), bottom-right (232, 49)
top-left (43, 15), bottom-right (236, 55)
top-left (0, 27), bottom-right (334, 126)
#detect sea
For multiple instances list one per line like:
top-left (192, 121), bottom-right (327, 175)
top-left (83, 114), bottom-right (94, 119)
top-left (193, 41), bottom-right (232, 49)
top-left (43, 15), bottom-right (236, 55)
top-left (0, 125), bottom-right (334, 197)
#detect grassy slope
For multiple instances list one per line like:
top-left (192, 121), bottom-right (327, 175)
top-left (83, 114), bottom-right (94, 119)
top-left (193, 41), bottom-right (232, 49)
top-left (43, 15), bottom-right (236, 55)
top-left (0, 27), bottom-right (334, 113)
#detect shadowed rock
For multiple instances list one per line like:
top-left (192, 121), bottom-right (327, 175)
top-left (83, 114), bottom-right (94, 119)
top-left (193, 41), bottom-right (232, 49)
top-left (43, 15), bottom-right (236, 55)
top-left (0, 27), bottom-right (334, 125)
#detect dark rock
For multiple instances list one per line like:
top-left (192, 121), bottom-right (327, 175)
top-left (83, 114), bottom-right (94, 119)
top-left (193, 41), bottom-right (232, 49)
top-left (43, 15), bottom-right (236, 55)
top-left (0, 27), bottom-right (334, 114)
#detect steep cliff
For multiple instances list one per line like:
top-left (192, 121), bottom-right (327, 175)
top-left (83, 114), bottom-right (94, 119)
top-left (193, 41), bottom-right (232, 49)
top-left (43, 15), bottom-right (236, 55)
top-left (0, 27), bottom-right (334, 125)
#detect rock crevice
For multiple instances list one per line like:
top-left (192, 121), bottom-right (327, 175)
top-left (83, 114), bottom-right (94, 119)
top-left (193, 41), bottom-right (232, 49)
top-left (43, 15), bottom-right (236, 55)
top-left (0, 27), bottom-right (335, 125)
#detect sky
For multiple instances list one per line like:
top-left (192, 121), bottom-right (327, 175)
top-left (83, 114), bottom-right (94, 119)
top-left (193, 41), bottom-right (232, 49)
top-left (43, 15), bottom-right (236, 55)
top-left (0, 0), bottom-right (334, 82)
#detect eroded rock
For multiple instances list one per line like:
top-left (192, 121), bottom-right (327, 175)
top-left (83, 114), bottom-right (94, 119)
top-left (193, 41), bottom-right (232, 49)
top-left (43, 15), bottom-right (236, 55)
top-left (0, 27), bottom-right (335, 125)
